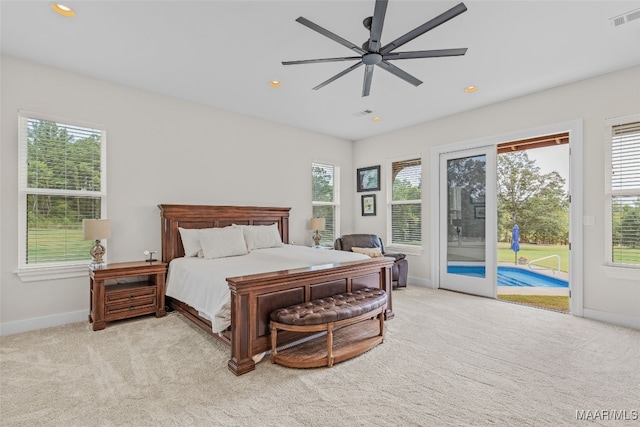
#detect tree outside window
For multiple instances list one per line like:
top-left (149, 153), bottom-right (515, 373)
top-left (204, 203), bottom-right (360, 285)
top-left (19, 113), bottom-right (106, 267)
top-left (390, 158), bottom-right (421, 246)
top-left (607, 118), bottom-right (640, 266)
top-left (312, 163), bottom-right (339, 246)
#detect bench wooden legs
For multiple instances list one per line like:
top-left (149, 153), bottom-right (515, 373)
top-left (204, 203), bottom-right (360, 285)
top-left (269, 304), bottom-right (386, 369)
top-left (270, 324), bottom-right (278, 363)
top-left (327, 324), bottom-right (334, 367)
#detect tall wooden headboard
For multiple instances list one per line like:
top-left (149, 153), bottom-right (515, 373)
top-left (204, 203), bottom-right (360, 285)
top-left (158, 204), bottom-right (291, 264)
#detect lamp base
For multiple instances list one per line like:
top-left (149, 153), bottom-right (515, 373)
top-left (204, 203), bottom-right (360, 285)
top-left (90, 240), bottom-right (106, 265)
top-left (312, 230), bottom-right (322, 247)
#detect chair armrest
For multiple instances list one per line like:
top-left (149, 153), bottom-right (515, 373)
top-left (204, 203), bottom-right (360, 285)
top-left (384, 252), bottom-right (406, 261)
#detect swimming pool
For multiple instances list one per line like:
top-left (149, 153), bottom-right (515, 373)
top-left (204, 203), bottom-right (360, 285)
top-left (447, 265), bottom-right (569, 288)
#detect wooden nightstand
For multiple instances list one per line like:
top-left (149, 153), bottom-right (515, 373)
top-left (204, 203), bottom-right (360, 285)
top-left (89, 261), bottom-right (167, 331)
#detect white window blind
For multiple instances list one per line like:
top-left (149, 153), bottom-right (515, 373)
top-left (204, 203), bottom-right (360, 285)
top-left (312, 162), bottom-right (340, 246)
top-left (612, 122), bottom-right (640, 191)
top-left (390, 158), bottom-right (422, 246)
top-left (18, 112), bottom-right (107, 268)
top-left (607, 119), bottom-right (640, 266)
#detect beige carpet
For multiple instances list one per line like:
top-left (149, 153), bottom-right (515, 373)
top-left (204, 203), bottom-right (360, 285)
top-left (1, 287), bottom-right (639, 426)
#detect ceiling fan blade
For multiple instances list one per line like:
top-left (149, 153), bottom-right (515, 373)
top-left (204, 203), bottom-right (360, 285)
top-left (383, 48), bottom-right (467, 60)
top-left (377, 61), bottom-right (423, 87)
top-left (313, 61), bottom-right (364, 91)
top-left (282, 56), bottom-right (361, 65)
top-left (362, 65), bottom-right (375, 97)
top-left (368, 0), bottom-right (388, 52)
top-left (296, 17), bottom-right (367, 55)
top-left (379, 2), bottom-right (467, 55)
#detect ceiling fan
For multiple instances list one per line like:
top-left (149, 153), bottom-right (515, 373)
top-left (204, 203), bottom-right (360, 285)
top-left (282, 1), bottom-right (468, 97)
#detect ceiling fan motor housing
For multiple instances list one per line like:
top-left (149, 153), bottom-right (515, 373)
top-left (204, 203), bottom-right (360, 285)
top-left (362, 53), bottom-right (383, 65)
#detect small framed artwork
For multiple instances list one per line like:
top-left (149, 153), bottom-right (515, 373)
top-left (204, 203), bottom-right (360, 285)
top-left (470, 194), bottom-right (485, 204)
top-left (361, 194), bottom-right (376, 216)
top-left (357, 165), bottom-right (380, 192)
top-left (474, 205), bottom-right (486, 219)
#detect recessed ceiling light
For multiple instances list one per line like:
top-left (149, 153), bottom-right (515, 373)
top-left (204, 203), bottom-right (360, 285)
top-left (269, 80), bottom-right (282, 87)
top-left (51, 3), bottom-right (75, 17)
top-left (464, 86), bottom-right (478, 93)
top-left (372, 116), bottom-right (382, 122)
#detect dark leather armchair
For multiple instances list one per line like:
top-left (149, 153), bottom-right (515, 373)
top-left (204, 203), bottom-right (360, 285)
top-left (334, 234), bottom-right (408, 288)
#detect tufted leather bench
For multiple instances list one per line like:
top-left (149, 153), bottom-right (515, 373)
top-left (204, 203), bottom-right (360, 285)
top-left (270, 288), bottom-right (387, 368)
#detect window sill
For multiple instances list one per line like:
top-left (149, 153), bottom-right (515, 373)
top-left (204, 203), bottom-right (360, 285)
top-left (387, 245), bottom-right (423, 256)
top-left (602, 264), bottom-right (640, 282)
top-left (15, 263), bottom-right (90, 283)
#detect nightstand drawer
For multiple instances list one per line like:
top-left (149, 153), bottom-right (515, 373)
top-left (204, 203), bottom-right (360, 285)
top-left (106, 283), bottom-right (156, 304)
top-left (106, 296), bottom-right (157, 316)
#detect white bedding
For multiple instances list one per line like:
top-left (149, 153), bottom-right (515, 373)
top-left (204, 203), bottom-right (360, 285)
top-left (165, 245), bottom-right (370, 333)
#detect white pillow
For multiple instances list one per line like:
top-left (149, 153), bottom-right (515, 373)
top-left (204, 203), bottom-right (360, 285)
top-left (199, 226), bottom-right (248, 259)
top-left (242, 223), bottom-right (284, 251)
top-left (351, 247), bottom-right (383, 258)
top-left (178, 227), bottom-right (202, 257)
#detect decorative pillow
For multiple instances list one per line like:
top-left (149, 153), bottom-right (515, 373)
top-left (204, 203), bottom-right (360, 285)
top-left (351, 246), bottom-right (383, 258)
top-left (198, 226), bottom-right (248, 259)
top-left (178, 227), bottom-right (202, 257)
top-left (241, 223), bottom-right (284, 251)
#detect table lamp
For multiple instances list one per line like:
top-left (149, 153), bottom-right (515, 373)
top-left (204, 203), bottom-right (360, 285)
top-left (309, 217), bottom-right (325, 247)
top-left (83, 219), bottom-right (111, 265)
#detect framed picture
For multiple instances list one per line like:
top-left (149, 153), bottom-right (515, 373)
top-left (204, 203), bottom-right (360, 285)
top-left (470, 194), bottom-right (485, 204)
top-left (357, 165), bottom-right (380, 192)
top-left (361, 194), bottom-right (376, 216)
top-left (474, 205), bottom-right (486, 219)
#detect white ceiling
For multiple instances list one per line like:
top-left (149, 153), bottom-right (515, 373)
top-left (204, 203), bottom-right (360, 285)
top-left (2, 1), bottom-right (639, 141)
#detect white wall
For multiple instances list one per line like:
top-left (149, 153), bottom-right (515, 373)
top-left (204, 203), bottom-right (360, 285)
top-left (2, 55), bottom-right (638, 333)
top-left (353, 66), bottom-right (640, 328)
top-left (0, 56), bottom-right (355, 334)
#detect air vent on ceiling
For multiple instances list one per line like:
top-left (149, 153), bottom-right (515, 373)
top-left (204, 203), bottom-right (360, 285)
top-left (610, 8), bottom-right (640, 27)
top-left (353, 109), bottom-right (374, 117)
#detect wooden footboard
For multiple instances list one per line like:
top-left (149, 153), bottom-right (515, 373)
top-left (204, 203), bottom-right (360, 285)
top-left (158, 204), bottom-right (394, 376)
top-left (226, 257), bottom-right (394, 375)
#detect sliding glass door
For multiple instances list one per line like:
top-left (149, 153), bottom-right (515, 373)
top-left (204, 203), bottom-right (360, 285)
top-left (439, 147), bottom-right (497, 298)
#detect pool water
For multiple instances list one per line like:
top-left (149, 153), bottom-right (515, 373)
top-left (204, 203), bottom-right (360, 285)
top-left (447, 265), bottom-right (569, 288)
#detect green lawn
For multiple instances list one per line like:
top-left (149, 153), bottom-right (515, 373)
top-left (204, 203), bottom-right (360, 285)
top-left (612, 246), bottom-right (640, 265)
top-left (498, 242), bottom-right (569, 273)
top-left (498, 295), bottom-right (569, 312)
top-left (27, 228), bottom-right (92, 263)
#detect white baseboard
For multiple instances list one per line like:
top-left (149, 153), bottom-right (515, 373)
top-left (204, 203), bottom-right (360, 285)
top-left (407, 276), bottom-right (435, 288)
top-left (0, 310), bottom-right (89, 336)
top-left (582, 308), bottom-right (640, 330)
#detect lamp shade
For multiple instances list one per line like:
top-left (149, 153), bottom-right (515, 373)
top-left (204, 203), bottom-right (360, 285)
top-left (83, 219), bottom-right (111, 240)
top-left (309, 217), bottom-right (325, 231)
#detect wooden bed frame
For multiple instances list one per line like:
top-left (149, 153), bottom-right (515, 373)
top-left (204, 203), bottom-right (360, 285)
top-left (158, 204), bottom-right (394, 375)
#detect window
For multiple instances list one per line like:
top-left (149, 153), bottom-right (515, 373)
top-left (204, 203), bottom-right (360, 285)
top-left (389, 157), bottom-right (422, 249)
top-left (605, 116), bottom-right (640, 266)
top-left (18, 111), bottom-right (106, 277)
top-left (312, 162), bottom-right (340, 246)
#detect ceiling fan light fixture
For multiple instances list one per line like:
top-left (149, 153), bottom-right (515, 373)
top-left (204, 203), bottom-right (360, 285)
top-left (464, 85), bottom-right (478, 93)
top-left (51, 3), bottom-right (75, 17)
top-left (269, 80), bottom-right (282, 87)
top-left (372, 116), bottom-right (382, 122)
